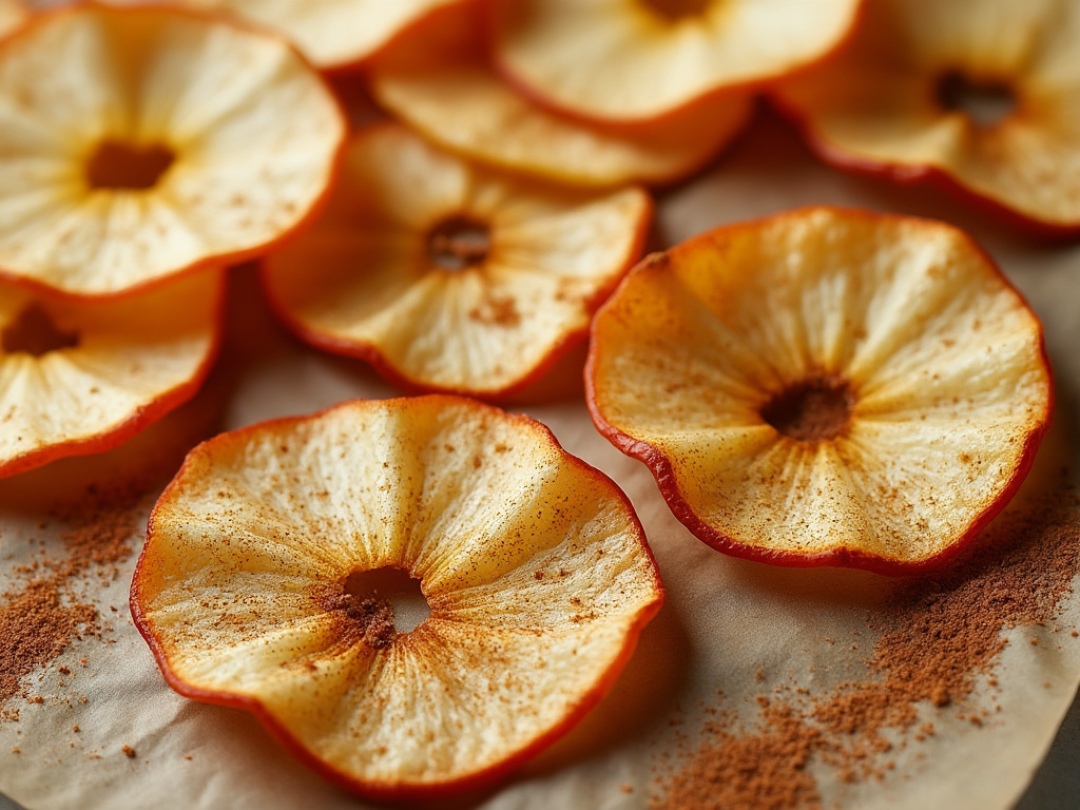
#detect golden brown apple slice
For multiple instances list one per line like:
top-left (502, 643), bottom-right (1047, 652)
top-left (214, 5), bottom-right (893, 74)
top-left (183, 0), bottom-right (462, 71)
top-left (773, 0), bottom-right (1080, 233)
top-left (0, 269), bottom-right (224, 478)
top-left (491, 0), bottom-right (862, 124)
top-left (0, 0), bottom-right (26, 36)
top-left (587, 207), bottom-right (1052, 574)
top-left (261, 124), bottom-right (651, 399)
top-left (0, 4), bottom-right (345, 298)
top-left (131, 395), bottom-right (663, 799)
top-left (370, 1), bottom-right (753, 187)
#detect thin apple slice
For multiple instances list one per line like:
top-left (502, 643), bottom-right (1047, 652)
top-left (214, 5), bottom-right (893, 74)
top-left (371, 1), bottom-right (752, 187)
top-left (0, 0), bottom-right (26, 36)
top-left (261, 124), bottom-right (651, 399)
top-left (131, 395), bottom-right (663, 799)
top-left (0, 269), bottom-right (224, 478)
top-left (491, 0), bottom-right (862, 124)
top-left (773, 0), bottom-right (1080, 233)
top-left (0, 4), bottom-right (345, 298)
top-left (183, 0), bottom-right (463, 71)
top-left (587, 207), bottom-right (1053, 574)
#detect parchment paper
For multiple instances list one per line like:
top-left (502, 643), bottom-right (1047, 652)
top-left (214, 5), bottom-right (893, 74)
top-left (2, 110), bottom-right (1080, 810)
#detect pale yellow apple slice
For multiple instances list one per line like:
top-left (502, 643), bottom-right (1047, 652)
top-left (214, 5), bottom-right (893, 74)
top-left (261, 124), bottom-right (651, 399)
top-left (588, 207), bottom-right (1052, 574)
top-left (370, 1), bottom-right (752, 187)
top-left (184, 0), bottom-right (462, 70)
top-left (131, 395), bottom-right (663, 799)
top-left (0, 4), bottom-right (345, 298)
top-left (0, 269), bottom-right (224, 478)
top-left (773, 0), bottom-right (1080, 233)
top-left (491, 0), bottom-right (862, 124)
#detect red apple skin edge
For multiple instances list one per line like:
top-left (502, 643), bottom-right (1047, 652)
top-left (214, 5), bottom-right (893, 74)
top-left (0, 0), bottom-right (350, 304)
top-left (769, 95), bottom-right (1080, 241)
top-left (130, 395), bottom-right (664, 801)
top-left (0, 274), bottom-right (228, 480)
top-left (256, 191), bottom-right (654, 403)
top-left (482, 0), bottom-right (869, 131)
top-left (585, 206), bottom-right (1055, 577)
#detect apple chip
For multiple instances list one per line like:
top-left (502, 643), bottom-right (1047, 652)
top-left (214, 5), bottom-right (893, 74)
top-left (371, 1), bottom-right (752, 187)
top-left (773, 0), bottom-right (1080, 232)
top-left (0, 4), bottom-right (345, 297)
top-left (0, 269), bottom-right (224, 478)
top-left (491, 0), bottom-right (862, 123)
top-left (588, 207), bottom-right (1052, 574)
top-left (0, 0), bottom-right (26, 36)
top-left (262, 124), bottom-right (651, 399)
top-left (183, 0), bottom-right (461, 71)
top-left (131, 395), bottom-right (663, 799)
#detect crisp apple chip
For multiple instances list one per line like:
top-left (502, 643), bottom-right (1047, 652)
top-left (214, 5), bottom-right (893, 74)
top-left (261, 124), bottom-right (651, 399)
top-left (131, 395), bottom-right (663, 799)
top-left (774, 0), bottom-right (1080, 232)
top-left (371, 1), bottom-right (752, 187)
top-left (0, 269), bottom-right (224, 478)
top-left (185, 0), bottom-right (462, 70)
top-left (491, 0), bottom-right (862, 123)
top-left (0, 0), bottom-right (25, 36)
top-left (588, 207), bottom-right (1052, 574)
top-left (0, 4), bottom-right (345, 297)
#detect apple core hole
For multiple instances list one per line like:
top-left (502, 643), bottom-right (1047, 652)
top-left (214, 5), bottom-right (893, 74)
top-left (641, 0), bottom-right (712, 21)
top-left (343, 567), bottom-right (430, 635)
top-left (86, 139), bottom-right (176, 191)
top-left (427, 216), bottom-right (491, 271)
top-left (761, 375), bottom-right (854, 442)
top-left (936, 71), bottom-right (1016, 126)
top-left (2, 303), bottom-right (79, 357)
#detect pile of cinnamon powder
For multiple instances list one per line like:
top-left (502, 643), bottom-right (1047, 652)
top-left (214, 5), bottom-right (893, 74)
top-left (653, 482), bottom-right (1080, 810)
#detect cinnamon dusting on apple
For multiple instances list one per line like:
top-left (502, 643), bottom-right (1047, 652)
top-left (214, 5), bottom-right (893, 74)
top-left (85, 140), bottom-right (176, 191)
top-left (322, 567), bottom-right (431, 648)
top-left (2, 304), bottom-right (79, 357)
top-left (641, 0), bottom-right (712, 23)
top-left (935, 71), bottom-right (1016, 127)
top-left (427, 216), bottom-right (491, 271)
top-left (760, 375), bottom-right (854, 442)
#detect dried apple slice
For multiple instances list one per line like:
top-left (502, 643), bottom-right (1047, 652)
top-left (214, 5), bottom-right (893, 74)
top-left (491, 0), bottom-right (863, 124)
top-left (0, 0), bottom-right (26, 36)
top-left (773, 0), bottom-right (1080, 233)
top-left (131, 395), bottom-right (663, 799)
top-left (371, 1), bottom-right (752, 187)
top-left (587, 207), bottom-right (1052, 574)
top-left (0, 4), bottom-right (345, 298)
top-left (183, 0), bottom-right (462, 71)
top-left (0, 269), bottom-right (224, 478)
top-left (262, 124), bottom-right (651, 399)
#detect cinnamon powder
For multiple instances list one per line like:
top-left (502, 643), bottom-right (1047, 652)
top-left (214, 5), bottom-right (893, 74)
top-left (653, 483), bottom-right (1080, 809)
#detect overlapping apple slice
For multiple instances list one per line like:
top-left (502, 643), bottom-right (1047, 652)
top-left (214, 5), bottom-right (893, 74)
top-left (0, 3), bottom-right (345, 298)
top-left (183, 0), bottom-right (462, 71)
top-left (773, 0), bottom-right (1080, 233)
top-left (371, 1), bottom-right (752, 187)
top-left (262, 124), bottom-right (651, 399)
top-left (131, 395), bottom-right (663, 799)
top-left (0, 269), bottom-right (224, 478)
top-left (491, 0), bottom-right (863, 124)
top-left (588, 207), bottom-right (1052, 574)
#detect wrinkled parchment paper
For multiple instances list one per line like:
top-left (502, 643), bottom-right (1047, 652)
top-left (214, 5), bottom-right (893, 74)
top-left (2, 113), bottom-right (1080, 810)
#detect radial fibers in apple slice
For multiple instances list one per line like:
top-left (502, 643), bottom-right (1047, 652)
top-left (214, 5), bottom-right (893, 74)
top-left (0, 3), bottom-right (345, 298)
top-left (587, 207), bottom-right (1052, 574)
top-left (491, 0), bottom-right (863, 124)
top-left (0, 269), bottom-right (224, 478)
top-left (773, 0), bottom-right (1080, 234)
top-left (371, 1), bottom-right (752, 188)
top-left (131, 395), bottom-right (663, 800)
top-left (262, 124), bottom-right (652, 399)
top-left (183, 0), bottom-right (463, 71)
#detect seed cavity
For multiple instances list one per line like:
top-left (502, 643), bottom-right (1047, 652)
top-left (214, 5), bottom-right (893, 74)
top-left (761, 375), bottom-right (854, 442)
top-left (323, 567), bottom-right (430, 649)
top-left (85, 140), bottom-right (176, 191)
top-left (427, 216), bottom-right (491, 271)
top-left (2, 304), bottom-right (79, 357)
top-left (936, 71), bottom-right (1016, 127)
top-left (642, 0), bottom-right (712, 22)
